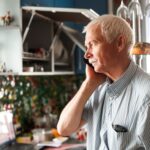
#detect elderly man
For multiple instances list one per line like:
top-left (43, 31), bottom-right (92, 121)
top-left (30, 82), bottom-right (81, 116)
top-left (57, 14), bottom-right (150, 150)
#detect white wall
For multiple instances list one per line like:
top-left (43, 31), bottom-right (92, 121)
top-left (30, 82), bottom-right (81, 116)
top-left (0, 27), bottom-right (22, 73)
top-left (0, 0), bottom-right (22, 73)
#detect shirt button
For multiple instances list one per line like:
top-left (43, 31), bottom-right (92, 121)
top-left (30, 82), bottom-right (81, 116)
top-left (109, 97), bottom-right (113, 100)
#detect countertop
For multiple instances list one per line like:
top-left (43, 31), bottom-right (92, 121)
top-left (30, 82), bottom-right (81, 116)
top-left (40, 138), bottom-right (86, 150)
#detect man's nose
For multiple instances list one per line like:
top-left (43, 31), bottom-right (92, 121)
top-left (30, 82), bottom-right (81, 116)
top-left (84, 50), bottom-right (91, 59)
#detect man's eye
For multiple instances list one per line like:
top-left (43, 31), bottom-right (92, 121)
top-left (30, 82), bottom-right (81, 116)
top-left (85, 46), bottom-right (88, 51)
top-left (90, 43), bottom-right (94, 48)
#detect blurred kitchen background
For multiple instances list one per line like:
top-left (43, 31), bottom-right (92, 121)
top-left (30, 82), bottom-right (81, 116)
top-left (0, 0), bottom-right (150, 144)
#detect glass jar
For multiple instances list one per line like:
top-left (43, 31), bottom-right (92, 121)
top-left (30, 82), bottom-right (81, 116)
top-left (117, 0), bottom-right (129, 20)
top-left (128, 0), bottom-right (143, 42)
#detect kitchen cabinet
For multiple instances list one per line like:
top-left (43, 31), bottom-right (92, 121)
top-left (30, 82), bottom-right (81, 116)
top-left (75, 0), bottom-right (108, 14)
top-left (0, 0), bottom-right (101, 75)
top-left (20, 0), bottom-right (108, 75)
top-left (21, 0), bottom-right (55, 7)
top-left (21, 6), bottom-right (99, 75)
top-left (22, 19), bottom-right (76, 75)
top-left (54, 0), bottom-right (75, 7)
top-left (21, 0), bottom-right (75, 7)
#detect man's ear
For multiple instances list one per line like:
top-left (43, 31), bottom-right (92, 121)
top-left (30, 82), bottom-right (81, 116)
top-left (116, 35), bottom-right (126, 52)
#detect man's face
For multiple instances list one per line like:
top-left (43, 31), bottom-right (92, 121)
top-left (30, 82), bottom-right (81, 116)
top-left (84, 25), bottom-right (118, 74)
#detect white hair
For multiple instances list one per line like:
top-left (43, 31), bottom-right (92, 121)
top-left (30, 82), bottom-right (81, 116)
top-left (83, 14), bottom-right (134, 50)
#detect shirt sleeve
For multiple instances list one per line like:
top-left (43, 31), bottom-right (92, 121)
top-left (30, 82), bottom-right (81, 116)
top-left (137, 100), bottom-right (150, 148)
top-left (82, 97), bottom-right (92, 122)
top-left (81, 83), bottom-right (107, 122)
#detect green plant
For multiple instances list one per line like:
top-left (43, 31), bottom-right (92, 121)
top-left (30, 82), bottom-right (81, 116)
top-left (0, 75), bottom-right (84, 133)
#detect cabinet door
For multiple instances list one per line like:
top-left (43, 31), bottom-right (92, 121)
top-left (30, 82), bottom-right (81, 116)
top-left (75, 0), bottom-right (108, 14)
top-left (21, 0), bottom-right (74, 8)
top-left (73, 0), bottom-right (108, 74)
top-left (74, 47), bottom-right (85, 74)
top-left (21, 0), bottom-right (74, 7)
top-left (22, 9), bottom-right (77, 74)
top-left (54, 0), bottom-right (74, 7)
top-left (21, 0), bottom-right (55, 6)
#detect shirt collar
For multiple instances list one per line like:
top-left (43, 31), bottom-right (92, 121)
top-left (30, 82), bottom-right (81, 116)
top-left (106, 61), bottom-right (138, 97)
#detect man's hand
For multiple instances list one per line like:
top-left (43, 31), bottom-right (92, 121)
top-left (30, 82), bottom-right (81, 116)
top-left (85, 65), bottom-right (106, 87)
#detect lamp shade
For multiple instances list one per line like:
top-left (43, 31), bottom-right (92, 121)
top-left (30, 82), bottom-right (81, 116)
top-left (130, 42), bottom-right (150, 55)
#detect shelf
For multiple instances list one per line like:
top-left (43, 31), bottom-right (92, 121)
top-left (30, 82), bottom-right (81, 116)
top-left (23, 52), bottom-right (49, 61)
top-left (0, 71), bottom-right (74, 76)
top-left (0, 72), bottom-right (19, 76)
top-left (19, 71), bottom-right (74, 76)
top-left (54, 62), bottom-right (69, 66)
top-left (23, 56), bottom-right (49, 61)
top-left (0, 26), bottom-right (20, 29)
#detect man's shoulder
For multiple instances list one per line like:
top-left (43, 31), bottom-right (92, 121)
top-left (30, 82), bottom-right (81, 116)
top-left (133, 67), bottom-right (150, 84)
top-left (132, 68), bottom-right (150, 94)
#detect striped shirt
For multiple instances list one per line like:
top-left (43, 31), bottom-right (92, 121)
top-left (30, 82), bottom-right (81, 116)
top-left (82, 61), bottom-right (150, 150)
